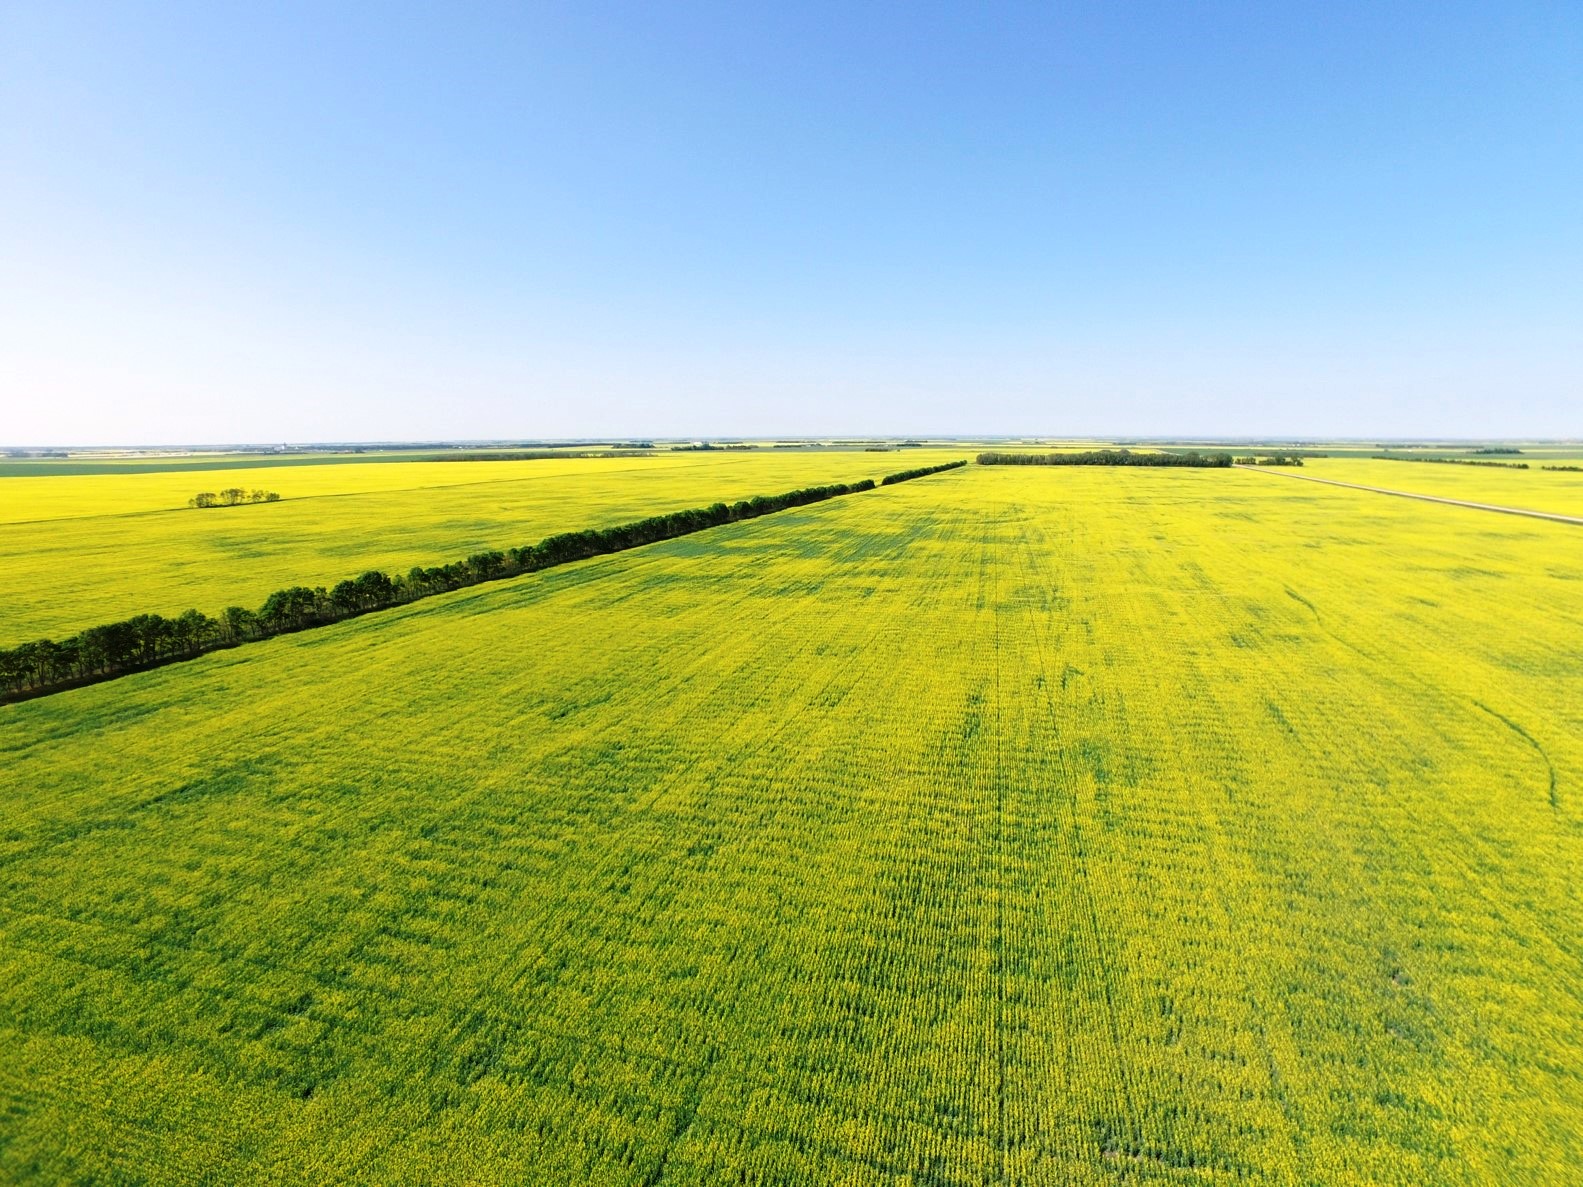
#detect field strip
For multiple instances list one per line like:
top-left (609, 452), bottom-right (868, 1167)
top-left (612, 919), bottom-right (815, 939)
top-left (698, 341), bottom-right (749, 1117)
top-left (1, 452), bottom-right (931, 527)
top-left (1234, 465), bottom-right (1583, 525)
top-left (0, 462), bottom-right (676, 527)
top-left (0, 463), bottom-right (966, 704)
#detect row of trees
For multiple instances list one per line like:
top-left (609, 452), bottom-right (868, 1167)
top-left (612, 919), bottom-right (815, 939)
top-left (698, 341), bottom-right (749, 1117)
top-left (1233, 454), bottom-right (1305, 466)
top-left (1376, 455), bottom-right (1529, 470)
top-left (444, 450), bottom-right (657, 462)
top-left (976, 449), bottom-right (1233, 468)
top-left (1, 477), bottom-right (894, 702)
top-left (879, 460), bottom-right (967, 485)
top-left (190, 489), bottom-right (282, 507)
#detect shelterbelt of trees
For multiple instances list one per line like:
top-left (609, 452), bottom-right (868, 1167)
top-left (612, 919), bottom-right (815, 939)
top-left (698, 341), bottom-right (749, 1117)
top-left (1233, 454), bottom-right (1305, 467)
top-left (0, 462), bottom-right (964, 702)
top-left (1375, 454), bottom-right (1530, 470)
top-left (878, 459), bottom-right (967, 484)
top-left (976, 449), bottom-right (1233, 467)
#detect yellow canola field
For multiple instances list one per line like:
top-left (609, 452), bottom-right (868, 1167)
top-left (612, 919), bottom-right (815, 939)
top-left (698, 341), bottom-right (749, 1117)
top-left (0, 449), bottom-right (963, 642)
top-left (2, 464), bottom-right (1579, 1184)
top-left (0, 455), bottom-right (440, 519)
top-left (1298, 456), bottom-right (1583, 518)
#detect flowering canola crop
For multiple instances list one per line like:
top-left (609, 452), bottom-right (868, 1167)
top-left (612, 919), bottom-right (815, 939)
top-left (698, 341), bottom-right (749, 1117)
top-left (1, 463), bottom-right (1579, 1183)
top-left (0, 450), bottom-right (959, 642)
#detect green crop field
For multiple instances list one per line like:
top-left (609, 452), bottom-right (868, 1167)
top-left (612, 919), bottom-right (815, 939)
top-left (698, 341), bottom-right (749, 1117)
top-left (3, 461), bottom-right (1580, 1184)
top-left (0, 450), bottom-right (967, 644)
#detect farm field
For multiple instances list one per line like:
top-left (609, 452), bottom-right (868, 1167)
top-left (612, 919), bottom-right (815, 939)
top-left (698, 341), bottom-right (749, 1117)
top-left (0, 455), bottom-right (590, 521)
top-left (0, 449), bottom-right (964, 643)
top-left (2, 464), bottom-right (1580, 1183)
top-left (0, 451), bottom-right (454, 482)
top-left (1292, 457), bottom-right (1583, 518)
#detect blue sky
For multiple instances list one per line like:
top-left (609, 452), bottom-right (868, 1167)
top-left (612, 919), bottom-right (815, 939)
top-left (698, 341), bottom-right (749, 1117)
top-left (3, 2), bottom-right (1579, 443)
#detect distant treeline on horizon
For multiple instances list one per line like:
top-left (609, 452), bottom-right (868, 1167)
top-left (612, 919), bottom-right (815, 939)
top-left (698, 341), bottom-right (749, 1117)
top-left (977, 449), bottom-right (1233, 467)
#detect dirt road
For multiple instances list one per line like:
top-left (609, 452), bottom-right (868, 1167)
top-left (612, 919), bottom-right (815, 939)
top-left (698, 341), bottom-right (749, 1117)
top-left (1233, 465), bottom-right (1583, 526)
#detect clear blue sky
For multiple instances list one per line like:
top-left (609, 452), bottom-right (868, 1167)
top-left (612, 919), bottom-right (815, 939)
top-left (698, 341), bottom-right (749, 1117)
top-left (3, 2), bottom-right (1579, 443)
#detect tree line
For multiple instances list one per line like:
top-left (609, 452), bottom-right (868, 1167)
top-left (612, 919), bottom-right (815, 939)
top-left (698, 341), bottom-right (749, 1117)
top-left (0, 466), bottom-right (958, 703)
top-left (878, 460), bottom-right (967, 485)
top-left (190, 488), bottom-right (282, 507)
top-left (440, 450), bottom-right (654, 462)
top-left (1233, 454), bottom-right (1305, 467)
top-left (976, 449), bottom-right (1232, 468)
top-left (1375, 455), bottom-right (1529, 470)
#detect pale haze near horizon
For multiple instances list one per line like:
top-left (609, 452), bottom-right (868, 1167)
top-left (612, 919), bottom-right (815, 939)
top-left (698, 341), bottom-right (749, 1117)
top-left (2, 2), bottom-right (1580, 447)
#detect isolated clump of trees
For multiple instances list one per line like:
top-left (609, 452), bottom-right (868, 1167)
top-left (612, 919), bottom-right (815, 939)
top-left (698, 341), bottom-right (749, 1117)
top-left (190, 488), bottom-right (281, 508)
top-left (0, 467), bottom-right (955, 702)
top-left (977, 449), bottom-right (1232, 468)
top-left (879, 460), bottom-right (967, 484)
